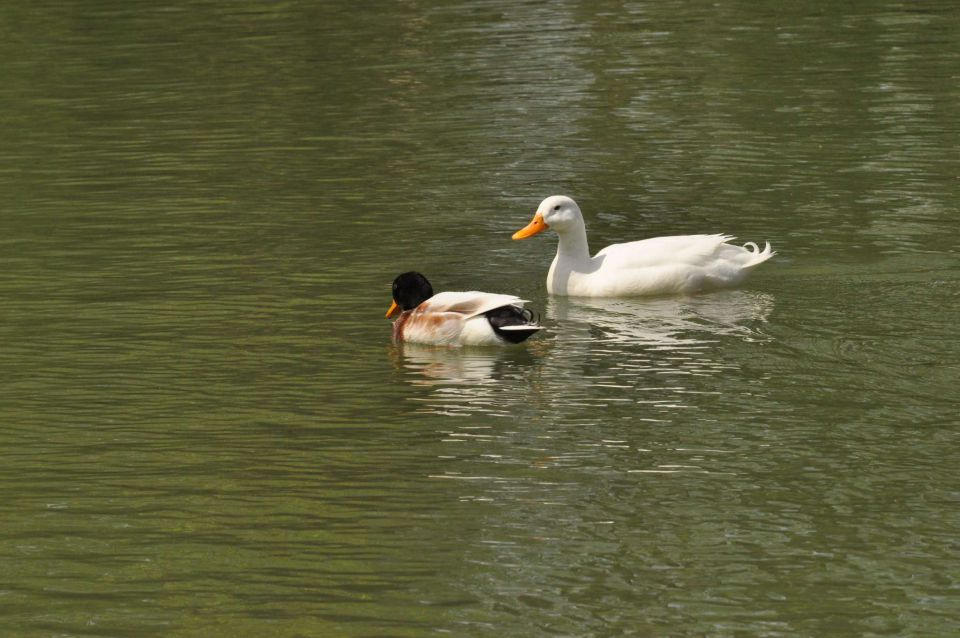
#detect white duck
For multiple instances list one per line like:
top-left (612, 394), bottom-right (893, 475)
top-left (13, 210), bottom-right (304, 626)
top-left (386, 272), bottom-right (542, 346)
top-left (513, 195), bottom-right (775, 297)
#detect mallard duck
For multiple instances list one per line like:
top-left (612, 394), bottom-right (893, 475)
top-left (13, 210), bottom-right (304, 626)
top-left (385, 272), bottom-right (542, 346)
top-left (513, 195), bottom-right (775, 297)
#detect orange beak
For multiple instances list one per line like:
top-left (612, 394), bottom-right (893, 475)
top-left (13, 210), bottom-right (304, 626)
top-left (512, 212), bottom-right (549, 240)
top-left (385, 300), bottom-right (400, 318)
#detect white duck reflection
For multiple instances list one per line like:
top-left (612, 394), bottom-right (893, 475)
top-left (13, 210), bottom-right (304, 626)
top-left (546, 290), bottom-right (775, 347)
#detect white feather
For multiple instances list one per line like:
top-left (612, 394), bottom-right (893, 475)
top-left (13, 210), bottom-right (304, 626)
top-left (422, 291), bottom-right (528, 318)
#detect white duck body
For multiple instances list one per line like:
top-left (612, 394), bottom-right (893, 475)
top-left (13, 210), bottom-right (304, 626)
top-left (517, 196), bottom-right (775, 297)
top-left (395, 291), bottom-right (540, 346)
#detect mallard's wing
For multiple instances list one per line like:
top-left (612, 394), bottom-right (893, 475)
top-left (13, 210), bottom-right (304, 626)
top-left (419, 291), bottom-right (527, 319)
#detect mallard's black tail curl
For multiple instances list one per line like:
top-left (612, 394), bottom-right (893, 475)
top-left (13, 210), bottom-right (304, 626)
top-left (484, 306), bottom-right (542, 344)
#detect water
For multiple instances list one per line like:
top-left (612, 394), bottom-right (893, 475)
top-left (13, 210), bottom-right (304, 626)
top-left (1, 1), bottom-right (958, 635)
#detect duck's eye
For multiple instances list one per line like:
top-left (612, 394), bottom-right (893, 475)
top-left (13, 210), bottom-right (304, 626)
top-left (553, 205), bottom-right (560, 211)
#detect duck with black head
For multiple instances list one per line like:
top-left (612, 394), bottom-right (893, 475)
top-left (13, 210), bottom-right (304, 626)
top-left (385, 272), bottom-right (542, 346)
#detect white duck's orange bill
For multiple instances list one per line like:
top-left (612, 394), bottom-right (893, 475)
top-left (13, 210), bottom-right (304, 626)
top-left (385, 300), bottom-right (400, 318)
top-left (512, 212), bottom-right (548, 240)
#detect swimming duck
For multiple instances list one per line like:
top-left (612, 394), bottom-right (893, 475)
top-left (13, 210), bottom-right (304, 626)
top-left (385, 272), bottom-right (542, 346)
top-left (513, 195), bottom-right (775, 297)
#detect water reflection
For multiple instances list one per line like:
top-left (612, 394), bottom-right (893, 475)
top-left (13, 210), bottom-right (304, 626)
top-left (394, 290), bottom-right (775, 419)
top-left (392, 343), bottom-right (512, 385)
top-left (391, 342), bottom-right (546, 418)
top-left (546, 290), bottom-right (775, 346)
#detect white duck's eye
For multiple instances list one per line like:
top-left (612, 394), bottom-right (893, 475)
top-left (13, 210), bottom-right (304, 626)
top-left (553, 205), bottom-right (560, 211)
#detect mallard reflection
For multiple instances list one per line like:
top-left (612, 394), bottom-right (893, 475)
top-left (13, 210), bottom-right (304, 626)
top-left (392, 342), bottom-right (542, 386)
top-left (392, 343), bottom-right (547, 418)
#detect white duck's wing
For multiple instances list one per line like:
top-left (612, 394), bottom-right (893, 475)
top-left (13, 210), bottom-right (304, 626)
top-left (589, 234), bottom-right (774, 295)
top-left (595, 234), bottom-right (736, 270)
top-left (420, 291), bottom-right (527, 319)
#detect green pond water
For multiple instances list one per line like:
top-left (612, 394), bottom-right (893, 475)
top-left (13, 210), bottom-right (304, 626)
top-left (1, 1), bottom-right (958, 636)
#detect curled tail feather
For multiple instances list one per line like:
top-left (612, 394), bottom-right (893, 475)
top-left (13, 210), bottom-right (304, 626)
top-left (741, 241), bottom-right (776, 269)
top-left (485, 306), bottom-right (542, 344)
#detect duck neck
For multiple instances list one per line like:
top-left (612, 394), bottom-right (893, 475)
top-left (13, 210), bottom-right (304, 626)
top-left (555, 221), bottom-right (591, 264)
